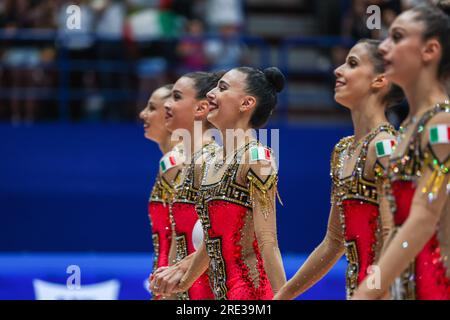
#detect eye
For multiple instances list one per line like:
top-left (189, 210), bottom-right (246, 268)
top-left (219, 85), bottom-right (227, 92)
top-left (173, 93), bottom-right (181, 100)
top-left (392, 32), bottom-right (402, 42)
top-left (348, 60), bottom-right (357, 68)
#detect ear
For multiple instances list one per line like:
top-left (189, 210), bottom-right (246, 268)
top-left (240, 96), bottom-right (257, 113)
top-left (194, 100), bottom-right (209, 119)
top-left (422, 38), bottom-right (441, 64)
top-left (372, 74), bottom-right (388, 90)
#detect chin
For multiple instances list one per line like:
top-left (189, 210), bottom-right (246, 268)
top-left (386, 72), bottom-right (404, 88)
top-left (165, 121), bottom-right (174, 132)
top-left (334, 93), bottom-right (344, 105)
top-left (145, 135), bottom-right (157, 143)
top-left (334, 96), bottom-right (351, 109)
top-left (207, 112), bottom-right (218, 123)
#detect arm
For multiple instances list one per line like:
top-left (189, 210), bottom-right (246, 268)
top-left (274, 139), bottom-right (348, 300)
top-left (274, 204), bottom-right (344, 299)
top-left (160, 148), bottom-right (185, 265)
top-left (370, 133), bottom-right (396, 246)
top-left (242, 149), bottom-right (286, 295)
top-left (168, 228), bottom-right (177, 266)
top-left (377, 181), bottom-right (395, 247)
top-left (251, 178), bottom-right (286, 295)
top-left (176, 241), bottom-right (211, 292)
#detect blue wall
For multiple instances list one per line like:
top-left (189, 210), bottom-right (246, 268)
top-left (0, 122), bottom-right (352, 253)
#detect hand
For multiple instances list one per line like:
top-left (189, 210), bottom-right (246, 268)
top-left (150, 260), bottom-right (191, 297)
top-left (148, 266), bottom-right (169, 294)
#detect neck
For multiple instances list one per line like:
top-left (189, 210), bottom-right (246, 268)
top-left (402, 71), bottom-right (449, 121)
top-left (350, 95), bottom-right (389, 142)
top-left (158, 133), bottom-right (177, 155)
top-left (220, 121), bottom-right (255, 158)
top-left (185, 122), bottom-right (214, 158)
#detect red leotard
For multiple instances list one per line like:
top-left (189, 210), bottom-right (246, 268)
top-left (331, 124), bottom-right (396, 298)
top-left (387, 104), bottom-right (450, 300)
top-left (196, 141), bottom-right (277, 300)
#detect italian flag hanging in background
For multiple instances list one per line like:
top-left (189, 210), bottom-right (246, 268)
top-left (375, 139), bottom-right (396, 157)
top-left (430, 125), bottom-right (450, 145)
top-left (127, 8), bottom-right (181, 41)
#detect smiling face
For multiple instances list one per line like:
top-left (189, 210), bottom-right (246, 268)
top-left (139, 87), bottom-right (172, 142)
top-left (378, 10), bottom-right (428, 87)
top-left (333, 43), bottom-right (380, 109)
top-left (164, 76), bottom-right (198, 132)
top-left (206, 69), bottom-right (250, 130)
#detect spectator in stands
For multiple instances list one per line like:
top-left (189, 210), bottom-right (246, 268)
top-left (93, 0), bottom-right (128, 121)
top-left (176, 19), bottom-right (207, 73)
top-left (57, 0), bottom-right (96, 121)
top-left (1, 0), bottom-right (57, 124)
top-left (342, 0), bottom-right (373, 39)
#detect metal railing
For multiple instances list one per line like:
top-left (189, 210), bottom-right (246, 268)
top-left (0, 29), bottom-right (354, 122)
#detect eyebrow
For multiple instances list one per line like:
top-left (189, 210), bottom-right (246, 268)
top-left (347, 55), bottom-right (360, 62)
top-left (218, 80), bottom-right (229, 87)
top-left (389, 26), bottom-right (407, 34)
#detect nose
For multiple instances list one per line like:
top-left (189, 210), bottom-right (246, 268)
top-left (164, 100), bottom-right (172, 112)
top-left (139, 108), bottom-right (147, 121)
top-left (206, 88), bottom-right (216, 101)
top-left (334, 65), bottom-right (343, 78)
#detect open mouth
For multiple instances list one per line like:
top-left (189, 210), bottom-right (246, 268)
top-left (143, 122), bottom-right (150, 129)
top-left (165, 111), bottom-right (173, 120)
top-left (209, 102), bottom-right (219, 112)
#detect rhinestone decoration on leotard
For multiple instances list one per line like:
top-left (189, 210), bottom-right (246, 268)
top-left (330, 124), bottom-right (396, 298)
top-left (171, 142), bottom-right (218, 300)
top-left (387, 102), bottom-right (450, 300)
top-left (196, 141), bottom-right (278, 300)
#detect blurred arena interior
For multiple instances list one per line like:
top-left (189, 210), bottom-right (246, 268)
top-left (0, 0), bottom-right (418, 299)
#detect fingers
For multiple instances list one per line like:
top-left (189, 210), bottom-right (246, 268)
top-left (163, 270), bottom-right (185, 295)
top-left (149, 273), bottom-right (163, 293)
top-left (157, 268), bottom-right (185, 296)
top-left (150, 266), bottom-right (179, 295)
top-left (152, 266), bottom-right (169, 278)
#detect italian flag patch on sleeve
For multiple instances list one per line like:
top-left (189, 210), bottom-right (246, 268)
top-left (160, 153), bottom-right (178, 173)
top-left (429, 124), bottom-right (450, 145)
top-left (250, 146), bottom-right (271, 162)
top-left (375, 139), bottom-right (396, 158)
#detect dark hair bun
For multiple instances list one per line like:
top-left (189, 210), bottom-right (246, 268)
top-left (263, 67), bottom-right (285, 93)
top-left (437, 0), bottom-right (450, 16)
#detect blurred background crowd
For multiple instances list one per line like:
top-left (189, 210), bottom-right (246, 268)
top-left (1, 0), bottom-right (447, 299)
top-left (0, 0), bottom-right (434, 125)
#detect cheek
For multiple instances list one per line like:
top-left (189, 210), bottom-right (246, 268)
top-left (346, 69), bottom-right (368, 91)
top-left (173, 101), bottom-right (194, 125)
top-left (180, 102), bottom-right (195, 119)
top-left (396, 42), bottom-right (420, 62)
top-left (156, 109), bottom-right (166, 122)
